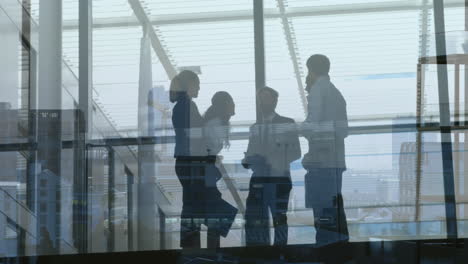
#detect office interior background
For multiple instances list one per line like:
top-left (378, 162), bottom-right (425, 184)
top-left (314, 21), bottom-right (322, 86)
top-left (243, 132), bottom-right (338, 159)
top-left (1, 0), bottom-right (468, 260)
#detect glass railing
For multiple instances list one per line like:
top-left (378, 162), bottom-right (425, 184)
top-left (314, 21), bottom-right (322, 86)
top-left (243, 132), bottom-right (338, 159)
top-left (80, 124), bottom-right (468, 250)
top-left (3, 108), bottom-right (468, 255)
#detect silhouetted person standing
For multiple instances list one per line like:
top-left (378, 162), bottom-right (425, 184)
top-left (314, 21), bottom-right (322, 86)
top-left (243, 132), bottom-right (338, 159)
top-left (203, 91), bottom-right (237, 248)
top-left (302, 54), bottom-right (349, 246)
top-left (170, 70), bottom-right (206, 249)
top-left (243, 87), bottom-right (301, 246)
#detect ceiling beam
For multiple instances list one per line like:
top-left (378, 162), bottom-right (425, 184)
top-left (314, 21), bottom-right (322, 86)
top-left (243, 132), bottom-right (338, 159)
top-left (128, 0), bottom-right (177, 79)
top-left (62, 1), bottom-right (465, 31)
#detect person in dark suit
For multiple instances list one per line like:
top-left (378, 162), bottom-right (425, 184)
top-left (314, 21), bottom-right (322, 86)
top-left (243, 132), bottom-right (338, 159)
top-left (242, 86), bottom-right (301, 246)
top-left (301, 54), bottom-right (349, 246)
top-left (170, 70), bottom-right (206, 249)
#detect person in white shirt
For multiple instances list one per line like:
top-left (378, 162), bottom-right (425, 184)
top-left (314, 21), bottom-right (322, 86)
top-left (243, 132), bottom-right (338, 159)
top-left (242, 87), bottom-right (301, 246)
top-left (203, 91), bottom-right (234, 157)
top-left (202, 91), bottom-right (237, 248)
top-left (302, 54), bottom-right (349, 246)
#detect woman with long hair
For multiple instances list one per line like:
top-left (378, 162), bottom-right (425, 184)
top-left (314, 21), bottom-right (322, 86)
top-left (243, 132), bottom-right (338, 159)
top-left (203, 91), bottom-right (235, 157)
top-left (170, 70), bottom-right (206, 249)
top-left (202, 91), bottom-right (236, 248)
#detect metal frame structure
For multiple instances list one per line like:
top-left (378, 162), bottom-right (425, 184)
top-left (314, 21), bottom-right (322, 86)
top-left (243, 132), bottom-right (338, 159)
top-left (276, 0), bottom-right (307, 117)
top-left (107, 147), bottom-right (116, 252)
top-left (416, 0), bottom-right (461, 240)
top-left (73, 0), bottom-right (93, 253)
top-left (2, 0), bottom-right (468, 256)
top-left (464, 0), bottom-right (468, 224)
top-left (433, 0), bottom-right (458, 240)
top-left (72, 0), bottom-right (468, 246)
top-left (128, 0), bottom-right (178, 79)
top-left (415, 0), bottom-right (431, 231)
top-left (416, 54), bottom-right (463, 239)
top-left (62, 1), bottom-right (467, 30)
top-left (254, 0), bottom-right (265, 122)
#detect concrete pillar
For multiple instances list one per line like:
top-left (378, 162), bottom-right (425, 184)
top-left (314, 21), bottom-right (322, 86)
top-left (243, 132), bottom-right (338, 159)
top-left (38, 0), bottom-right (62, 111)
top-left (36, 0), bottom-right (63, 255)
top-left (0, 8), bottom-right (20, 249)
top-left (137, 33), bottom-right (159, 250)
top-left (0, 6), bottom-right (19, 109)
top-left (0, 7), bottom-right (20, 256)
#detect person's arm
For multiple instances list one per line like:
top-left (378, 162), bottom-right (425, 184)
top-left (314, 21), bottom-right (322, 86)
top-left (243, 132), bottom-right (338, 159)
top-left (335, 93), bottom-right (349, 139)
top-left (301, 86), bottom-right (324, 139)
top-left (305, 86), bottom-right (323, 123)
top-left (242, 124), bottom-right (263, 169)
top-left (204, 118), bottom-right (224, 155)
top-left (172, 103), bottom-right (190, 156)
top-left (242, 125), bottom-right (255, 168)
top-left (276, 121), bottom-right (302, 164)
top-left (287, 121), bottom-right (302, 163)
top-left (187, 102), bottom-right (205, 155)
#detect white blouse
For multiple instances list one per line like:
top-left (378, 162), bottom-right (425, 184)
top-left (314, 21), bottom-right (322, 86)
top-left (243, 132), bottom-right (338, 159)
top-left (203, 117), bottom-right (229, 155)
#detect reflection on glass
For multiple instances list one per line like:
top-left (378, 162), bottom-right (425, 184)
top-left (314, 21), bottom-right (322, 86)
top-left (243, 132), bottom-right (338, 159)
top-left (0, 0), bottom-right (467, 262)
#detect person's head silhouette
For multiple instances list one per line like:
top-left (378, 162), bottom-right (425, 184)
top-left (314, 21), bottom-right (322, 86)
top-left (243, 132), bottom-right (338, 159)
top-left (306, 54), bottom-right (330, 92)
top-left (169, 70), bottom-right (200, 103)
top-left (205, 91), bottom-right (235, 123)
top-left (204, 91), bottom-right (235, 151)
top-left (257, 86), bottom-right (279, 117)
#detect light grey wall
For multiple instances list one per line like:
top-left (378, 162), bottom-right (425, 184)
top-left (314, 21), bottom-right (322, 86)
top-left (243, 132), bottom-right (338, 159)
top-left (0, 7), bottom-right (19, 109)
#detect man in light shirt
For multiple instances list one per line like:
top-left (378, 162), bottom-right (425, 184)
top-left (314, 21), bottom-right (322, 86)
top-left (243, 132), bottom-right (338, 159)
top-left (302, 54), bottom-right (349, 246)
top-left (242, 86), bottom-right (301, 246)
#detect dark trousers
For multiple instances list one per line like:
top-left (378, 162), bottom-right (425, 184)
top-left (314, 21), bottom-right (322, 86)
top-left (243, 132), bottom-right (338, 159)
top-left (305, 168), bottom-right (349, 246)
top-left (175, 159), bottom-right (221, 249)
top-left (205, 182), bottom-right (223, 249)
top-left (245, 176), bottom-right (292, 246)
